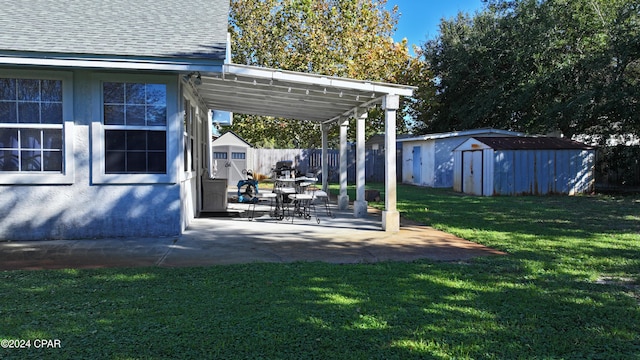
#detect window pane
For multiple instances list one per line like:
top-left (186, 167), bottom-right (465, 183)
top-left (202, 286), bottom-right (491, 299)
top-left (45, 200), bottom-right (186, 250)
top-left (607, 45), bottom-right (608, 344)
top-left (104, 105), bottom-right (125, 125)
top-left (0, 149), bottom-right (19, 171)
top-left (146, 106), bottom-right (166, 126)
top-left (0, 102), bottom-right (17, 123)
top-left (213, 152), bottom-right (227, 159)
top-left (104, 82), bottom-right (124, 104)
top-left (148, 152), bottom-right (166, 173)
top-left (126, 83), bottom-right (145, 104)
top-left (0, 78), bottom-right (16, 100)
top-left (125, 105), bottom-right (145, 125)
top-left (43, 151), bottom-right (62, 171)
top-left (18, 79), bottom-right (40, 101)
top-left (41, 80), bottom-right (62, 102)
top-left (148, 131), bottom-right (166, 150)
top-left (41, 102), bottom-right (63, 124)
top-left (21, 150), bottom-right (41, 171)
top-left (18, 102), bottom-right (40, 123)
top-left (126, 152), bottom-right (147, 172)
top-left (105, 130), bottom-right (126, 151)
top-left (0, 77), bottom-right (66, 174)
top-left (146, 84), bottom-right (166, 106)
top-left (102, 81), bottom-right (167, 175)
top-left (127, 130), bottom-right (146, 151)
top-left (43, 129), bottom-right (63, 149)
top-left (20, 129), bottom-right (41, 149)
top-left (105, 151), bottom-right (126, 173)
top-left (0, 128), bottom-right (18, 148)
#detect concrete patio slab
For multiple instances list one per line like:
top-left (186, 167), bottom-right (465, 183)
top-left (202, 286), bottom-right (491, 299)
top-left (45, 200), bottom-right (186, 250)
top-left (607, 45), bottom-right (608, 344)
top-left (0, 206), bottom-right (506, 271)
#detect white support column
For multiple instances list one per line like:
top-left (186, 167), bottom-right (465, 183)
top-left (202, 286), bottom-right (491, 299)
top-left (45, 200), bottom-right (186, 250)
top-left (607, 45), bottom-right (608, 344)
top-left (353, 108), bottom-right (368, 218)
top-left (382, 94), bottom-right (400, 232)
top-left (338, 118), bottom-right (349, 210)
top-left (321, 123), bottom-right (329, 192)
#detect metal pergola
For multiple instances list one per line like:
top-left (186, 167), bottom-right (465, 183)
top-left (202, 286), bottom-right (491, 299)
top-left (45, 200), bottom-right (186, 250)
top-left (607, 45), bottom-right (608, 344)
top-left (195, 64), bottom-right (415, 231)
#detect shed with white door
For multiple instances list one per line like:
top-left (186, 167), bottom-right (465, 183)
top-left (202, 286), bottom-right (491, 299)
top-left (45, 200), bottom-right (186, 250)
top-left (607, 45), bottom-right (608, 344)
top-left (453, 137), bottom-right (595, 196)
top-left (398, 129), bottom-right (525, 187)
top-left (211, 130), bottom-right (254, 185)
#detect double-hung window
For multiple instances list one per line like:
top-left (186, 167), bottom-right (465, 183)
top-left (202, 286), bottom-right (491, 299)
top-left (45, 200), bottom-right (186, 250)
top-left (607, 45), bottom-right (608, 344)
top-left (0, 70), bottom-right (73, 184)
top-left (93, 75), bottom-right (176, 184)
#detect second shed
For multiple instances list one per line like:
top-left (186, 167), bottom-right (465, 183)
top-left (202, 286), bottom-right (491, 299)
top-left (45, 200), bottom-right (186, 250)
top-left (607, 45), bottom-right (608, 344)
top-left (453, 137), bottom-right (595, 196)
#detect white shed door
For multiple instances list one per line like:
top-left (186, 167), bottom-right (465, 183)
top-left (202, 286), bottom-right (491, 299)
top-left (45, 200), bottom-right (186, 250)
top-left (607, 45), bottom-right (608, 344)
top-left (228, 146), bottom-right (247, 185)
top-left (462, 151), bottom-right (483, 196)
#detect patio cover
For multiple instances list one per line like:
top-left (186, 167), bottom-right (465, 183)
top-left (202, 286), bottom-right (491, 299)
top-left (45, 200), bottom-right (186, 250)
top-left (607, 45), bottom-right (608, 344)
top-left (195, 64), bottom-right (415, 231)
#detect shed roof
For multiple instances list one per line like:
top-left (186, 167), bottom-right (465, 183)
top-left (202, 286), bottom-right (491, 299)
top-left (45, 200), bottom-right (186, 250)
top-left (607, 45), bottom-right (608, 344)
top-left (397, 128), bottom-right (526, 142)
top-left (0, 0), bottom-right (228, 61)
top-left (473, 137), bottom-right (594, 150)
top-left (212, 130), bottom-right (254, 148)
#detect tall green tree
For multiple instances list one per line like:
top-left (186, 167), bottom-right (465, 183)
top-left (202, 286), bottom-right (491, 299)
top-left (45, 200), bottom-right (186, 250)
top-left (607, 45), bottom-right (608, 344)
top-left (416, 0), bottom-right (639, 141)
top-left (228, 0), bottom-right (419, 148)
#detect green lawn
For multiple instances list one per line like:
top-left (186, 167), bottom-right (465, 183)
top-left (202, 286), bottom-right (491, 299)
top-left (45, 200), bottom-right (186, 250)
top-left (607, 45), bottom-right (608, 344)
top-left (1, 185), bottom-right (639, 359)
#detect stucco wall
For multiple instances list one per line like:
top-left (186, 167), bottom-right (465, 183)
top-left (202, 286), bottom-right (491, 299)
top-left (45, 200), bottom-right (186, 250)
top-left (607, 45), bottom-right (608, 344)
top-left (0, 69), bottom-right (182, 240)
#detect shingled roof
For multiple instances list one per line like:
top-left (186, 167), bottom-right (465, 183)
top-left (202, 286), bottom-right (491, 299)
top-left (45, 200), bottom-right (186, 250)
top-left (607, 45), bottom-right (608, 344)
top-left (0, 0), bottom-right (229, 61)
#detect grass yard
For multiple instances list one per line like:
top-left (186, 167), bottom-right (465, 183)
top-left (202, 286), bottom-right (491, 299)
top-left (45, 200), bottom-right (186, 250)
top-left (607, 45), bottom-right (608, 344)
top-left (1, 185), bottom-right (639, 359)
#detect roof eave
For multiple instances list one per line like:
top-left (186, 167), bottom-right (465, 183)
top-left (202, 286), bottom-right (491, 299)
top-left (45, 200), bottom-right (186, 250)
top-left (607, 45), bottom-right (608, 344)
top-left (0, 51), bottom-right (225, 72)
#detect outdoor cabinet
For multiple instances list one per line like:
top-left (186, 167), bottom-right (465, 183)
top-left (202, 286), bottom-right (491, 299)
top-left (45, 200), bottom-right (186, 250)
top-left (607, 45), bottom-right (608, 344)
top-left (202, 177), bottom-right (228, 211)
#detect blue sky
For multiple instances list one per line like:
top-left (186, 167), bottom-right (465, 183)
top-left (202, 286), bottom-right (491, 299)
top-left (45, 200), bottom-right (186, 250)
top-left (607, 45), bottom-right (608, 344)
top-left (385, 0), bottom-right (486, 50)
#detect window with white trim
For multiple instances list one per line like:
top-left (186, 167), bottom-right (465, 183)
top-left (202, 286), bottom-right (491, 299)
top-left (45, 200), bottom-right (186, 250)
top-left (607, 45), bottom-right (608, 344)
top-left (102, 82), bottom-right (167, 174)
top-left (0, 71), bottom-right (73, 184)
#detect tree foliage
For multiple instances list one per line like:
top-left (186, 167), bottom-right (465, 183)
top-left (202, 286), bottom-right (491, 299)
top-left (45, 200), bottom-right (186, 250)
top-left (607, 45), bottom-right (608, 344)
top-left (228, 0), bottom-right (420, 148)
top-left (415, 0), bottom-right (639, 141)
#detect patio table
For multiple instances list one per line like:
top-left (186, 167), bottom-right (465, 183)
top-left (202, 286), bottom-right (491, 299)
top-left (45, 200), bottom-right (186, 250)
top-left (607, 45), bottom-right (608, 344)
top-left (271, 176), bottom-right (321, 222)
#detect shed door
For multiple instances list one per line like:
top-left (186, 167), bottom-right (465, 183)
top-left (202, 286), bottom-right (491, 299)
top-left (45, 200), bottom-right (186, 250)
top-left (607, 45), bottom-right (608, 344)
top-left (212, 146), bottom-right (230, 179)
top-left (412, 146), bottom-right (422, 184)
top-left (229, 146), bottom-right (247, 185)
top-left (462, 150), bottom-right (483, 195)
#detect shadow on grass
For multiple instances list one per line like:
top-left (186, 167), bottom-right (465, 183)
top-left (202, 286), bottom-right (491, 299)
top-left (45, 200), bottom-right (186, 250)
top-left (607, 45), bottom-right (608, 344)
top-left (2, 186), bottom-right (638, 359)
top-left (1, 263), bottom-right (638, 359)
top-left (356, 184), bottom-right (640, 277)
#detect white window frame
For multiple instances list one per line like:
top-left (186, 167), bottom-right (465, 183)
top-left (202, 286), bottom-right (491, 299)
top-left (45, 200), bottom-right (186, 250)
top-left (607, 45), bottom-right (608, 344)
top-left (181, 89), bottom-right (208, 182)
top-left (91, 73), bottom-right (178, 184)
top-left (0, 69), bottom-right (74, 184)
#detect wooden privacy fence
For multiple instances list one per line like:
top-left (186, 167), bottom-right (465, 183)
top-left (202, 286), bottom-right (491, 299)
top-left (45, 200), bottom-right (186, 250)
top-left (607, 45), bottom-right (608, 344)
top-left (251, 148), bottom-right (402, 183)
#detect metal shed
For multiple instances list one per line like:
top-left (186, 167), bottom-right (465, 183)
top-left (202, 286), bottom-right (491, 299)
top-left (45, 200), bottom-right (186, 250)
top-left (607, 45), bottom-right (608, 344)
top-left (453, 137), bottom-right (596, 196)
top-left (397, 129), bottom-right (525, 187)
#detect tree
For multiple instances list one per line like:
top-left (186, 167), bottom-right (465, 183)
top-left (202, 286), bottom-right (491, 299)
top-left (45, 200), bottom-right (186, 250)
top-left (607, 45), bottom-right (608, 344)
top-left (228, 0), bottom-right (419, 148)
top-left (417, 0), bottom-right (639, 141)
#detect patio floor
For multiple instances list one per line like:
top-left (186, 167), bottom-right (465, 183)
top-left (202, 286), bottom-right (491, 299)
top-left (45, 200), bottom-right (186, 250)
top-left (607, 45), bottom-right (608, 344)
top-left (0, 204), bottom-right (506, 271)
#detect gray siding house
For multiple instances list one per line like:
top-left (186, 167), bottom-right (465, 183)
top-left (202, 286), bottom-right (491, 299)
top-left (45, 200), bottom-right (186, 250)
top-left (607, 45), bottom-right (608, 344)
top-left (0, 0), bottom-right (228, 240)
top-left (0, 0), bottom-right (414, 240)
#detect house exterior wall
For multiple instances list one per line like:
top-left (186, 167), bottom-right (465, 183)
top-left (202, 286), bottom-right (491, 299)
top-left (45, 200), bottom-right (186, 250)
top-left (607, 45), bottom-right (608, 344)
top-left (0, 68), bottom-right (185, 240)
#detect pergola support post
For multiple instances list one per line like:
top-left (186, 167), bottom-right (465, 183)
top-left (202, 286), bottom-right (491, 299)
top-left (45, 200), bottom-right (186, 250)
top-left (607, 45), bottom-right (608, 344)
top-left (382, 94), bottom-right (400, 232)
top-left (353, 108), bottom-right (368, 218)
top-left (321, 123), bottom-right (329, 192)
top-left (338, 118), bottom-right (349, 210)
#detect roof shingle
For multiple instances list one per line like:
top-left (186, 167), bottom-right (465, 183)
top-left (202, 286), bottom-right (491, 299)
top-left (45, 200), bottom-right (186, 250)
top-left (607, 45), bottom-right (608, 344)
top-left (0, 0), bottom-right (229, 60)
